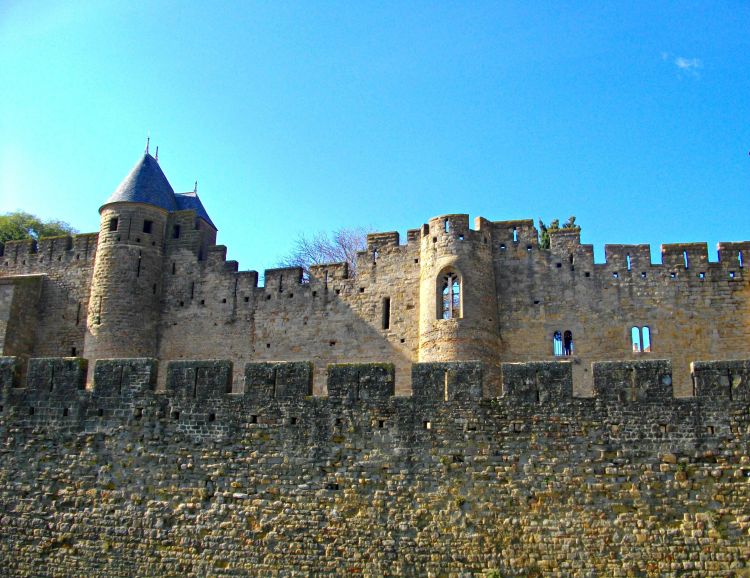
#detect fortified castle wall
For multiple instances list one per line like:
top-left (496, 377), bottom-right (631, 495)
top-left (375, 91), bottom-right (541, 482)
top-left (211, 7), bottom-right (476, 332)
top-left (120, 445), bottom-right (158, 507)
top-left (1, 152), bottom-right (749, 396)
top-left (1, 151), bottom-right (750, 575)
top-left (0, 355), bottom-right (749, 575)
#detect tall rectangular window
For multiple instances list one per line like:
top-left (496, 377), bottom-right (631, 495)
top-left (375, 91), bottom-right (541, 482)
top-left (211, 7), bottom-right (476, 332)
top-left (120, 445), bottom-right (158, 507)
top-left (109, 217), bottom-right (118, 232)
top-left (382, 297), bottom-right (391, 330)
top-left (143, 220), bottom-right (153, 234)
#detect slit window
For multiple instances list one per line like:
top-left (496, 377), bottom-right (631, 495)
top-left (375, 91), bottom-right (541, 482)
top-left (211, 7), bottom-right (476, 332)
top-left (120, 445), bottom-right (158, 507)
top-left (631, 326), bottom-right (652, 353)
top-left (382, 297), bottom-right (391, 330)
top-left (626, 254), bottom-right (632, 271)
top-left (512, 227), bottom-right (518, 243)
top-left (739, 251), bottom-right (744, 268)
top-left (440, 272), bottom-right (461, 319)
top-left (683, 250), bottom-right (689, 269)
top-left (173, 225), bottom-right (181, 239)
top-left (143, 220), bottom-right (153, 234)
top-left (445, 219), bottom-right (450, 232)
top-left (108, 217), bottom-right (119, 232)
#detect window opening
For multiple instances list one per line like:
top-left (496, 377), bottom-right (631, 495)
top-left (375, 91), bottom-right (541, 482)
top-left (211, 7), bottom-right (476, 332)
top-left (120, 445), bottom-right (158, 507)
top-left (373, 249), bottom-right (379, 261)
top-left (512, 227), bottom-right (518, 243)
top-left (136, 251), bottom-right (142, 277)
top-left (642, 326), bottom-right (651, 352)
top-left (173, 225), bottom-right (181, 239)
top-left (109, 217), bottom-right (119, 232)
top-left (739, 250), bottom-right (744, 268)
top-left (563, 330), bottom-right (573, 356)
top-left (71, 347), bottom-right (77, 357)
top-left (683, 250), bottom-right (689, 269)
top-left (631, 326), bottom-right (641, 352)
top-left (626, 254), bottom-right (631, 271)
top-left (444, 219), bottom-right (450, 232)
top-left (631, 326), bottom-right (652, 353)
top-left (382, 297), bottom-right (391, 330)
top-left (553, 331), bottom-right (563, 356)
top-left (75, 303), bottom-right (81, 326)
top-left (279, 275), bottom-right (283, 292)
top-left (172, 262), bottom-right (176, 274)
top-left (440, 272), bottom-right (461, 319)
top-left (143, 220), bottom-right (153, 234)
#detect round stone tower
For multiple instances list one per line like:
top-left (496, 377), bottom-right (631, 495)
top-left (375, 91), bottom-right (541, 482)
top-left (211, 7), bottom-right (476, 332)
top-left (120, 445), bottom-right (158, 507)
top-left (84, 152), bottom-right (176, 367)
top-left (418, 214), bottom-right (501, 388)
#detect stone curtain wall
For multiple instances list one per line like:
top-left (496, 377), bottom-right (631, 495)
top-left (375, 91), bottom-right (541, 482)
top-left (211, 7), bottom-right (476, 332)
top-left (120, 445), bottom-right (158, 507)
top-left (1, 357), bottom-right (749, 576)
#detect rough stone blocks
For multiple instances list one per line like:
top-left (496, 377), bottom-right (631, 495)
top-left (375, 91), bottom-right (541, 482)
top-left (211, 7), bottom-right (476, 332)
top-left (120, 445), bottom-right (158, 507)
top-left (411, 361), bottom-right (483, 401)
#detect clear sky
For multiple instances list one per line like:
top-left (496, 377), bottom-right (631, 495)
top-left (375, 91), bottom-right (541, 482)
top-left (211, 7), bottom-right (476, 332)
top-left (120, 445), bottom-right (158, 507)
top-left (1, 1), bottom-right (749, 271)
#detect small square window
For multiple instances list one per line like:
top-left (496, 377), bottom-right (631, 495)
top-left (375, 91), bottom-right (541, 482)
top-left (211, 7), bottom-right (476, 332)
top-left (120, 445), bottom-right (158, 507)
top-left (109, 217), bottom-right (119, 232)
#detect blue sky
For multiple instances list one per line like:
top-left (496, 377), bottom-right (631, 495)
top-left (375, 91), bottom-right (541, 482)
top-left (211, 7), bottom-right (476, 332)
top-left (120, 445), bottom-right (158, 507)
top-left (1, 1), bottom-right (749, 270)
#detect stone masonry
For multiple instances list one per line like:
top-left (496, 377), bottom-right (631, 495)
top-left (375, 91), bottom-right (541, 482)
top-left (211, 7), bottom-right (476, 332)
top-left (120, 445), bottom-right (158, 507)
top-left (1, 150), bottom-right (749, 576)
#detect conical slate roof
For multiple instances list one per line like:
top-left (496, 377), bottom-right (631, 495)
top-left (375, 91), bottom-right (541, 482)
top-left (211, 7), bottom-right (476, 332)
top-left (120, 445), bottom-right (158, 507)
top-left (102, 153), bottom-right (178, 212)
top-left (175, 191), bottom-right (217, 229)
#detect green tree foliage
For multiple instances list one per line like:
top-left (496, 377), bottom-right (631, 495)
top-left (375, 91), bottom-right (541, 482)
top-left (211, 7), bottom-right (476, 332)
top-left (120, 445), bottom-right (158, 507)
top-left (538, 216), bottom-right (580, 249)
top-left (0, 211), bottom-right (78, 245)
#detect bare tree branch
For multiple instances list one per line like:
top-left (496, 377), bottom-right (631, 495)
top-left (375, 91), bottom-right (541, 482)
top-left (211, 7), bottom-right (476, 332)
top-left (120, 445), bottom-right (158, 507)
top-left (277, 227), bottom-right (370, 277)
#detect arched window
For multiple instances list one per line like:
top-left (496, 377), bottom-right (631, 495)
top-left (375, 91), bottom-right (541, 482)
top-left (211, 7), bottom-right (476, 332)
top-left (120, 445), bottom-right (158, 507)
top-left (631, 326), bottom-right (652, 353)
top-left (553, 331), bottom-right (563, 356)
top-left (440, 272), bottom-right (461, 319)
top-left (563, 330), bottom-right (573, 356)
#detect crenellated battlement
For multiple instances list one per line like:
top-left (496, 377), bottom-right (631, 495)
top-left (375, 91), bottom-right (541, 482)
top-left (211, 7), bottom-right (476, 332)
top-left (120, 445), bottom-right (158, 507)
top-left (2, 356), bottom-right (749, 440)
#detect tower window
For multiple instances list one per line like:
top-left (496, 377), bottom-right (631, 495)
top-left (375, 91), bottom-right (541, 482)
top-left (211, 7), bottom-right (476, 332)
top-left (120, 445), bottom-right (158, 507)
top-left (108, 217), bottom-right (119, 232)
top-left (631, 326), bottom-right (652, 353)
top-left (553, 330), bottom-right (574, 356)
top-left (382, 297), bottom-right (391, 330)
top-left (439, 271), bottom-right (461, 319)
top-left (173, 225), bottom-right (181, 239)
top-left (143, 220), bottom-right (153, 234)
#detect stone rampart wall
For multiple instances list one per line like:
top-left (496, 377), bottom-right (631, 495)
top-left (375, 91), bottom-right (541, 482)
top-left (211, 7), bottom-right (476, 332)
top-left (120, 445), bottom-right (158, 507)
top-left (1, 356), bottom-right (749, 576)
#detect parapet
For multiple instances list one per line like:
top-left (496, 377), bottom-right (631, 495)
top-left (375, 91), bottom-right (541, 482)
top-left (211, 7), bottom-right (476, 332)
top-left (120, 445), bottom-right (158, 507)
top-left (592, 359), bottom-right (673, 402)
top-left (691, 360), bottom-right (750, 401)
top-left (245, 361), bottom-right (313, 401)
top-left (0, 357), bottom-right (21, 390)
top-left (501, 361), bottom-right (572, 402)
top-left (411, 361), bottom-right (483, 401)
top-left (327, 363), bottom-right (395, 401)
top-left (166, 360), bottom-right (233, 399)
top-left (26, 357), bottom-right (87, 398)
top-left (92, 358), bottom-right (158, 398)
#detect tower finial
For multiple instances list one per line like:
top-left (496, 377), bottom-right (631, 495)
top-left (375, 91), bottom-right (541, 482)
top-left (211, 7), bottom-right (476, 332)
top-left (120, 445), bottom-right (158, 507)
top-left (194, 180), bottom-right (198, 194)
top-left (155, 146), bottom-right (159, 163)
top-left (145, 136), bottom-right (150, 155)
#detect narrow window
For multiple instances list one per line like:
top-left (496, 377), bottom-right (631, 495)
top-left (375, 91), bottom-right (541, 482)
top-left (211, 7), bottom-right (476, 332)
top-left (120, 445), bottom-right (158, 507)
top-left (626, 254), bottom-right (631, 271)
top-left (143, 220), bottom-right (153, 234)
top-left (71, 347), bottom-right (77, 357)
top-left (683, 250), bottom-right (689, 269)
top-left (382, 297), bottom-right (391, 330)
top-left (512, 227), bottom-right (518, 243)
top-left (136, 251), bottom-right (142, 277)
top-left (172, 262), bottom-right (176, 274)
top-left (109, 217), bottom-right (119, 232)
top-left (173, 224), bottom-right (181, 239)
top-left (444, 219), bottom-right (450, 232)
top-left (631, 326), bottom-right (641, 352)
top-left (553, 331), bottom-right (563, 356)
top-left (642, 326), bottom-right (651, 352)
top-left (739, 250), bottom-right (744, 269)
top-left (563, 330), bottom-right (573, 356)
top-left (279, 275), bottom-right (283, 293)
top-left (440, 272), bottom-right (461, 319)
top-left (373, 249), bottom-right (379, 261)
top-left (75, 303), bottom-right (81, 325)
